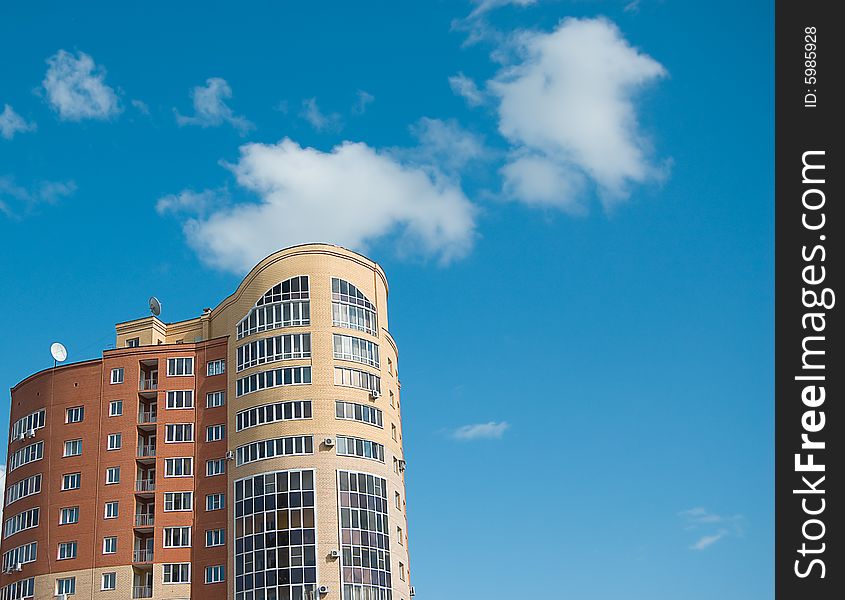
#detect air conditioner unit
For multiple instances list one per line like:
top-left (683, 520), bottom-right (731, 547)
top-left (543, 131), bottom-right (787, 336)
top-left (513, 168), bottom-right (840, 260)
top-left (225, 450), bottom-right (235, 461)
top-left (369, 390), bottom-right (381, 400)
top-left (398, 459), bottom-right (406, 471)
top-left (57, 594), bottom-right (68, 600)
top-left (318, 586), bottom-right (330, 595)
top-left (329, 549), bottom-right (340, 559)
top-left (323, 437), bottom-right (335, 447)
top-left (410, 587), bottom-right (416, 597)
top-left (25, 429), bottom-right (36, 439)
top-left (14, 562), bottom-right (22, 572)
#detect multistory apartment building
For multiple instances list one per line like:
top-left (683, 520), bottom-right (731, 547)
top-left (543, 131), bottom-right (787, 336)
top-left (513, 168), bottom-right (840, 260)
top-left (1, 244), bottom-right (412, 600)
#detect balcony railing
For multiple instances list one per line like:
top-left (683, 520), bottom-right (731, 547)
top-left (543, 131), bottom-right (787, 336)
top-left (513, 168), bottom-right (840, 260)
top-left (138, 411), bottom-right (157, 424)
top-left (139, 378), bottom-right (158, 391)
top-left (137, 445), bottom-right (156, 458)
top-left (133, 549), bottom-right (154, 563)
top-left (135, 479), bottom-right (155, 492)
top-left (134, 514), bottom-right (155, 527)
top-left (132, 586), bottom-right (152, 599)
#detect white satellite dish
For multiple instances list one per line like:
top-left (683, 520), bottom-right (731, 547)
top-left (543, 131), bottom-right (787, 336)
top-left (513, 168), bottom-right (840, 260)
top-left (149, 296), bottom-right (162, 317)
top-left (50, 342), bottom-right (68, 363)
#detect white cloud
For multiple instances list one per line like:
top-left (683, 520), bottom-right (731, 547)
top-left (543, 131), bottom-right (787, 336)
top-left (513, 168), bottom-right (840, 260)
top-left (490, 17), bottom-right (668, 208)
top-left (469, 0), bottom-right (537, 19)
top-left (352, 90), bottom-right (375, 115)
top-left (449, 72), bottom-right (485, 107)
top-left (451, 421), bottom-right (509, 440)
top-left (163, 138), bottom-right (476, 272)
top-left (679, 507), bottom-right (744, 551)
top-left (131, 99), bottom-right (150, 115)
top-left (175, 77), bottom-right (253, 134)
top-left (0, 105), bottom-right (37, 139)
top-left (690, 530), bottom-right (728, 551)
top-left (0, 175), bottom-right (76, 219)
top-left (156, 187), bottom-right (226, 217)
top-left (42, 50), bottom-right (121, 121)
top-left (404, 117), bottom-right (490, 173)
top-left (300, 98), bottom-right (342, 132)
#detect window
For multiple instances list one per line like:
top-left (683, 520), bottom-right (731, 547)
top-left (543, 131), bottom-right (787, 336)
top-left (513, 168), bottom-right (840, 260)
top-left (236, 276), bottom-right (311, 339)
top-left (126, 337), bottom-right (140, 348)
top-left (59, 507), bottom-right (79, 525)
top-left (206, 493), bottom-right (225, 511)
top-left (163, 563), bottom-right (191, 584)
top-left (399, 561), bottom-right (406, 581)
top-left (338, 471), bottom-right (392, 600)
top-left (207, 359), bottom-right (226, 376)
top-left (236, 333), bottom-right (311, 371)
top-left (56, 577), bottom-right (76, 595)
top-left (2, 541), bottom-right (37, 572)
top-left (333, 366), bottom-right (381, 394)
top-left (101, 572), bottom-right (116, 591)
top-left (10, 408), bottom-right (45, 441)
top-left (109, 399), bottom-right (123, 416)
top-left (331, 278), bottom-right (378, 336)
top-left (165, 423), bottom-right (194, 442)
top-left (107, 433), bottom-right (122, 450)
top-left (395, 492), bottom-right (401, 510)
top-left (388, 357), bottom-right (393, 375)
top-left (390, 390), bottom-right (395, 408)
top-left (105, 467), bottom-right (120, 485)
top-left (206, 459), bottom-right (225, 477)
top-left (1, 577), bottom-right (34, 600)
top-left (163, 526), bottom-right (191, 548)
top-left (205, 565), bottom-right (225, 584)
top-left (104, 501), bottom-right (119, 519)
top-left (205, 528), bottom-right (225, 547)
top-left (62, 473), bottom-right (80, 491)
top-left (3, 507), bottom-right (39, 539)
top-left (166, 390), bottom-right (194, 409)
top-left (167, 357), bottom-right (194, 376)
top-left (335, 435), bottom-right (385, 462)
top-left (65, 406), bottom-right (84, 423)
top-left (333, 334), bottom-right (380, 368)
top-left (335, 400), bottom-right (383, 428)
top-left (391, 423), bottom-right (397, 440)
top-left (236, 365), bottom-right (312, 397)
top-left (6, 474), bottom-right (42, 506)
top-left (397, 526), bottom-right (404, 545)
top-left (393, 457), bottom-right (400, 475)
top-left (206, 390), bottom-right (225, 408)
top-left (206, 424), bottom-right (225, 442)
top-left (103, 536), bottom-right (117, 554)
top-left (63, 439), bottom-right (82, 457)
top-left (234, 470), bottom-right (317, 598)
top-left (110, 368), bottom-right (124, 384)
top-left (235, 435), bottom-right (314, 466)
top-left (164, 492), bottom-right (193, 511)
top-left (236, 400), bottom-right (312, 431)
top-left (8, 441), bottom-right (44, 471)
top-left (164, 458), bottom-right (193, 477)
top-left (57, 541), bottom-right (77, 560)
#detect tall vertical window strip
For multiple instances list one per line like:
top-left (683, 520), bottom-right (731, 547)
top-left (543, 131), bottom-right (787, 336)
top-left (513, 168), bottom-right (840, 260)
top-left (10, 409), bottom-right (45, 442)
top-left (236, 366), bottom-right (312, 397)
top-left (236, 276), bottom-right (311, 339)
top-left (236, 400), bottom-right (312, 432)
top-left (5, 474), bottom-right (42, 506)
top-left (8, 442), bottom-right (44, 472)
top-left (334, 367), bottom-right (381, 394)
top-left (3, 508), bottom-right (39, 539)
top-left (236, 333), bottom-right (312, 371)
top-left (234, 470), bottom-right (317, 600)
top-left (332, 278), bottom-right (378, 336)
top-left (2, 541), bottom-right (37, 572)
top-left (338, 471), bottom-right (392, 600)
top-left (333, 334), bottom-right (380, 368)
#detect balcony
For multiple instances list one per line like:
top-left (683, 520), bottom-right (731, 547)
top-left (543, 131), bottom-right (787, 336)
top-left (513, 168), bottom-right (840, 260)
top-left (135, 479), bottom-right (155, 493)
top-left (137, 411), bottom-right (157, 424)
top-left (139, 378), bottom-right (158, 392)
top-left (137, 445), bottom-right (156, 458)
top-left (133, 549), bottom-right (154, 563)
top-left (132, 587), bottom-right (152, 599)
top-left (134, 514), bottom-right (155, 527)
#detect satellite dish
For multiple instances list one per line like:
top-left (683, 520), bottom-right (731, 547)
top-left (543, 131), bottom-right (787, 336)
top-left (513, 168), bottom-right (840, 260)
top-left (149, 296), bottom-right (162, 317)
top-left (50, 342), bottom-right (68, 363)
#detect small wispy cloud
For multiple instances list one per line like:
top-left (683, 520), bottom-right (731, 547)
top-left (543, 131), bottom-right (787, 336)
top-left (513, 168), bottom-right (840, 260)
top-left (156, 187), bottom-right (228, 218)
top-left (300, 97), bottom-right (342, 132)
top-left (175, 77), bottom-right (254, 134)
top-left (0, 175), bottom-right (76, 219)
top-left (0, 105), bottom-right (37, 139)
top-left (451, 421), bottom-right (509, 441)
top-left (42, 50), bottom-right (121, 121)
top-left (679, 507), bottom-right (745, 551)
top-left (449, 72), bottom-right (486, 107)
top-left (352, 90), bottom-right (375, 115)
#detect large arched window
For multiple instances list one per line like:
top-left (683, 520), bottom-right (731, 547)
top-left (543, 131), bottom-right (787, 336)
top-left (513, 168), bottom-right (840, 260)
top-left (332, 278), bottom-right (377, 336)
top-left (237, 276), bottom-right (310, 339)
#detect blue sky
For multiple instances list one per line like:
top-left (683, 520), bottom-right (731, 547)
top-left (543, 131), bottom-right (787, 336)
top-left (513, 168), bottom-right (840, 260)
top-left (1, 0), bottom-right (772, 598)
